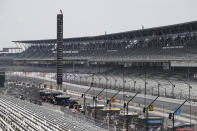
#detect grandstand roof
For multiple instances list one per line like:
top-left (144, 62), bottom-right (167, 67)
top-left (12, 20), bottom-right (197, 44)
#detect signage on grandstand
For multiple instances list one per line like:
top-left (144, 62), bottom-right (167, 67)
top-left (107, 50), bottom-right (117, 52)
top-left (162, 62), bottom-right (170, 70)
top-left (171, 61), bottom-right (197, 67)
top-left (64, 51), bottom-right (78, 54)
top-left (162, 46), bottom-right (184, 49)
top-left (53, 51), bottom-right (79, 54)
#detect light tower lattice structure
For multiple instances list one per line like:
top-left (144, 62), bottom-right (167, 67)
top-left (56, 11), bottom-right (63, 90)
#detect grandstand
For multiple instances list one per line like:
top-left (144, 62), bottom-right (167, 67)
top-left (0, 95), bottom-right (107, 131)
top-left (10, 20), bottom-right (197, 62)
top-left (1, 20), bottom-right (197, 100)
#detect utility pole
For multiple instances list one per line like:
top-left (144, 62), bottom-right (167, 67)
top-left (143, 96), bottom-right (159, 131)
top-left (133, 80), bottom-right (136, 92)
top-left (187, 65), bottom-right (192, 124)
top-left (144, 27), bottom-right (147, 117)
top-left (126, 92), bottom-right (138, 131)
top-left (105, 64), bottom-right (108, 106)
top-left (169, 99), bottom-right (187, 131)
top-left (144, 63), bottom-right (148, 117)
top-left (92, 74), bottom-right (95, 103)
top-left (157, 83), bottom-right (160, 97)
top-left (189, 85), bottom-right (192, 124)
top-left (168, 80), bottom-right (175, 98)
top-left (115, 79), bottom-right (117, 90)
top-left (94, 86), bottom-right (105, 119)
top-left (82, 86), bottom-right (92, 115)
top-left (123, 63), bottom-right (126, 109)
top-left (184, 79), bottom-right (192, 124)
top-left (79, 76), bottom-right (82, 85)
top-left (108, 90), bottom-right (120, 109)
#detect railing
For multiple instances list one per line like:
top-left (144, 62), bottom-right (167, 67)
top-left (61, 106), bottom-right (115, 130)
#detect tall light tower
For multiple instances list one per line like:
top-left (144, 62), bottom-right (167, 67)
top-left (56, 10), bottom-right (63, 90)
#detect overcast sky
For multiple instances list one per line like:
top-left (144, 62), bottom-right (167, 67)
top-left (0, 0), bottom-right (197, 49)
